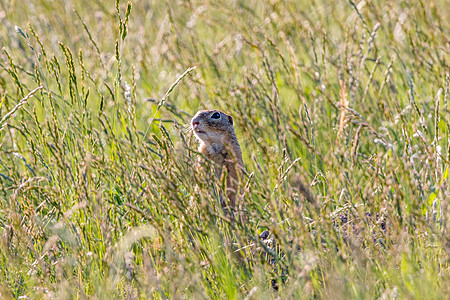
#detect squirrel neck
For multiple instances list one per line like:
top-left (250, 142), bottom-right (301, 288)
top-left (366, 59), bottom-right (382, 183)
top-left (199, 131), bottom-right (243, 167)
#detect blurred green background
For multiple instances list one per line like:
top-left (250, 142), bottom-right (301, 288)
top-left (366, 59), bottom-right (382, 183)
top-left (0, 0), bottom-right (448, 298)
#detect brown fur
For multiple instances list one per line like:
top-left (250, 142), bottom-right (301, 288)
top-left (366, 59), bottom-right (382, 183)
top-left (191, 110), bottom-right (244, 210)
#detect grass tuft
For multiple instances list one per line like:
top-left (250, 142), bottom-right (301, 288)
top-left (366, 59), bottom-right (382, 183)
top-left (0, 0), bottom-right (449, 298)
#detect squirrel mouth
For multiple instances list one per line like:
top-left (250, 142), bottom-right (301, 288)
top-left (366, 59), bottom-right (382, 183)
top-left (194, 129), bottom-right (206, 135)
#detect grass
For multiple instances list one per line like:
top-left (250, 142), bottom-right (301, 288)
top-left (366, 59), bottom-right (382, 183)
top-left (0, 0), bottom-right (449, 298)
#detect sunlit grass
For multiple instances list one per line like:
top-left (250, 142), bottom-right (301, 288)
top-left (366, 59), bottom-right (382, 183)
top-left (0, 0), bottom-right (449, 298)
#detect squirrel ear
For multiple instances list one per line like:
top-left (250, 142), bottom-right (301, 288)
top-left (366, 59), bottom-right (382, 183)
top-left (228, 115), bottom-right (233, 124)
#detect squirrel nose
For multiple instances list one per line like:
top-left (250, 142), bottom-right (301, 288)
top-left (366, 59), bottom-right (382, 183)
top-left (192, 120), bottom-right (199, 127)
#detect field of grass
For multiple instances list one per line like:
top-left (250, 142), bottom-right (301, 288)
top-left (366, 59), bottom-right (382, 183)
top-left (0, 0), bottom-right (449, 298)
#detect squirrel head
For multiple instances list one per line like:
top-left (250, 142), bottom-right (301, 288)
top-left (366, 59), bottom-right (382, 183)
top-left (191, 110), bottom-right (235, 145)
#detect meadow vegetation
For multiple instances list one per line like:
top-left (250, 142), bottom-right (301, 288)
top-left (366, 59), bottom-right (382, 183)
top-left (0, 0), bottom-right (449, 298)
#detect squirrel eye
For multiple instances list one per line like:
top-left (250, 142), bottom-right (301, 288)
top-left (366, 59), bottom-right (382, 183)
top-left (211, 112), bottom-right (220, 119)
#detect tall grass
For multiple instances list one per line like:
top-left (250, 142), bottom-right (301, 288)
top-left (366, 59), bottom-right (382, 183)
top-left (0, 0), bottom-right (448, 298)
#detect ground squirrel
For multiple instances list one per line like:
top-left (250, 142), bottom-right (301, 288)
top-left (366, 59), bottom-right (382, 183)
top-left (191, 110), bottom-right (244, 211)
